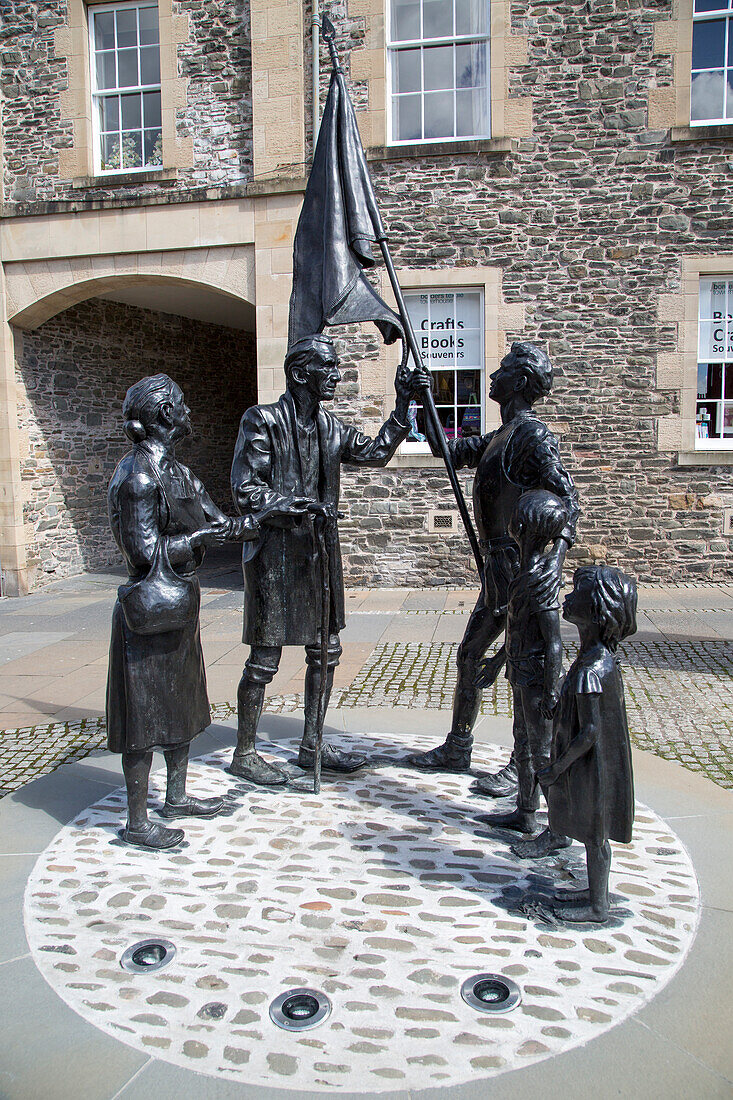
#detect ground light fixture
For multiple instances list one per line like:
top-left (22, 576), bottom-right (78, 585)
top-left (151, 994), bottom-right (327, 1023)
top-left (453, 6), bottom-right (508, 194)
top-left (120, 938), bottom-right (177, 973)
top-left (269, 988), bottom-right (332, 1031)
top-left (460, 973), bottom-right (522, 1014)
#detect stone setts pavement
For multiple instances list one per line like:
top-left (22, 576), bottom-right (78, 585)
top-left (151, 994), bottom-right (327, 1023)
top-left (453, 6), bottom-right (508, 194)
top-left (0, 555), bottom-right (731, 796)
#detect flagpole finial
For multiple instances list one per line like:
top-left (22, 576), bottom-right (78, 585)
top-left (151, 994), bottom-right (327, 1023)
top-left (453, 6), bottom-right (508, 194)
top-left (320, 13), bottom-right (341, 71)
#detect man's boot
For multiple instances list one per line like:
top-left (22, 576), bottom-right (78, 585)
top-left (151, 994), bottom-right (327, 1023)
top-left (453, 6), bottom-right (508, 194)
top-left (298, 663), bottom-right (366, 773)
top-left (229, 677), bottom-right (287, 785)
top-left (406, 729), bottom-right (474, 773)
top-left (477, 755), bottom-right (538, 833)
top-left (474, 753), bottom-right (519, 798)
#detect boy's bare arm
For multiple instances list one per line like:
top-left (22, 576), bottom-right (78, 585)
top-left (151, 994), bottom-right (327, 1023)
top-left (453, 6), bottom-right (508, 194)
top-left (539, 692), bottom-right (600, 785)
top-left (538, 608), bottom-right (563, 718)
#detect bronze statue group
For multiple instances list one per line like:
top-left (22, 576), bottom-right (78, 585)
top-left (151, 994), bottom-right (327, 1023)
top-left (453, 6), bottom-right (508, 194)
top-left (106, 335), bottom-right (638, 927)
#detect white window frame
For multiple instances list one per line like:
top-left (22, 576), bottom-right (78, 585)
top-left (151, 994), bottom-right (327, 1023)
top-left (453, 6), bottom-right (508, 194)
top-left (401, 287), bottom-right (485, 455)
top-left (691, 0), bottom-right (733, 126)
top-left (696, 276), bottom-right (733, 449)
top-left (88, 0), bottom-right (162, 175)
top-left (386, 0), bottom-right (491, 145)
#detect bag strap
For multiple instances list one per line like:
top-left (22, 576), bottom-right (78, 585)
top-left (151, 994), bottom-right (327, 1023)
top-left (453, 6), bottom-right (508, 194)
top-left (135, 446), bottom-right (171, 531)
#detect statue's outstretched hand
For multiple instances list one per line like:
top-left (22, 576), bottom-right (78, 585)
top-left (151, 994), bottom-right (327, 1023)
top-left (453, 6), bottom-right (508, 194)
top-left (260, 495), bottom-right (311, 528)
top-left (191, 520), bottom-right (232, 548)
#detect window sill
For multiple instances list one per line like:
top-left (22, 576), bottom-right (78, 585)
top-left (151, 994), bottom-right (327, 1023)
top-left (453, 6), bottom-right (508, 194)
top-left (391, 454), bottom-right (451, 469)
top-left (677, 448), bottom-right (733, 466)
top-left (72, 168), bottom-right (179, 188)
top-left (670, 124), bottom-right (733, 143)
top-left (367, 137), bottom-right (516, 162)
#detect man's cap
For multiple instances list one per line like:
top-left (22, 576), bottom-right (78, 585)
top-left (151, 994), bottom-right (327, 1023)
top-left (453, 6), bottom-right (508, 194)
top-left (286, 333), bottom-right (336, 359)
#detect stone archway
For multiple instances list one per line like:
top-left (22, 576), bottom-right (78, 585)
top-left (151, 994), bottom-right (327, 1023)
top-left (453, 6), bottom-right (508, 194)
top-left (0, 255), bottom-right (257, 593)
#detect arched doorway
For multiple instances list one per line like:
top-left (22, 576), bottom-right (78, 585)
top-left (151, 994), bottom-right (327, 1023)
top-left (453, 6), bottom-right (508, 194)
top-left (6, 272), bottom-right (257, 590)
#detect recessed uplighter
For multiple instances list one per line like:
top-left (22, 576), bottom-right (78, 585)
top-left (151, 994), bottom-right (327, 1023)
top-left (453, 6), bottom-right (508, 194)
top-left (461, 973), bottom-right (521, 1014)
top-left (120, 938), bottom-right (176, 973)
top-left (269, 988), bottom-right (331, 1030)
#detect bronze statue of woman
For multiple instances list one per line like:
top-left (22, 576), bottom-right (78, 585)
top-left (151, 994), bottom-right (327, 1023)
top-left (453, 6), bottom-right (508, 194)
top-left (106, 374), bottom-right (297, 849)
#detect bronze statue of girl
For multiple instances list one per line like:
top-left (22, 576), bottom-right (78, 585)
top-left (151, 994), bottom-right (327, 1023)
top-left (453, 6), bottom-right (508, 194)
top-left (538, 565), bottom-right (638, 923)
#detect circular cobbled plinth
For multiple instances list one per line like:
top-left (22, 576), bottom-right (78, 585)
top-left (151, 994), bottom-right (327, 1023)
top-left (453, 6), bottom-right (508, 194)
top-left (24, 732), bottom-right (699, 1093)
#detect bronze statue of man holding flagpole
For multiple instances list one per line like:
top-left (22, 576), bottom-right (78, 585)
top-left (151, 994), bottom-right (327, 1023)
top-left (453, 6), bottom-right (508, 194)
top-left (229, 335), bottom-right (428, 788)
top-left (228, 16), bottom-right (473, 790)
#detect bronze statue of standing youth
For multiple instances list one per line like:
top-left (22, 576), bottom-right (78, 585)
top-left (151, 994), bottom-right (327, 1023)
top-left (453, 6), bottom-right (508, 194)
top-left (408, 343), bottom-right (580, 788)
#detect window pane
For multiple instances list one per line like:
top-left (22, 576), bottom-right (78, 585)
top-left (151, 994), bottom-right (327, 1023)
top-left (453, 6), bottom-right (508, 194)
top-left (699, 277), bottom-right (729, 319)
top-left (456, 87), bottom-right (488, 135)
top-left (424, 328), bottom-right (457, 367)
top-left (96, 50), bottom-right (117, 90)
top-left (724, 403), bottom-right (733, 434)
top-left (140, 45), bottom-right (160, 85)
top-left (392, 0), bottom-right (420, 41)
top-left (456, 0), bottom-right (486, 36)
top-left (395, 49), bottom-right (421, 93)
top-left (139, 5), bottom-right (159, 44)
top-left (699, 320), bottom-right (727, 359)
top-left (405, 293), bottom-right (430, 330)
top-left (395, 93), bottom-right (421, 140)
top-left (455, 291), bottom-right (482, 327)
top-left (725, 367), bottom-right (733, 398)
top-left (144, 128), bottom-right (163, 165)
top-left (101, 134), bottom-right (121, 170)
top-left (699, 362), bottom-right (724, 397)
top-left (100, 95), bottom-right (120, 132)
top-left (695, 0), bottom-right (728, 11)
top-left (94, 12), bottom-right (115, 50)
top-left (438, 406), bottom-right (457, 439)
top-left (406, 401), bottom-right (427, 441)
top-left (118, 48), bottom-right (139, 87)
top-left (456, 41), bottom-right (486, 87)
top-left (458, 405), bottom-right (481, 436)
top-left (725, 72), bottom-right (733, 116)
top-left (121, 93), bottom-right (142, 129)
top-left (424, 90), bottom-right (454, 137)
top-left (143, 90), bottom-right (161, 127)
top-left (116, 7), bottom-right (138, 47)
top-left (121, 131), bottom-right (143, 168)
top-left (692, 19), bottom-right (726, 68)
top-left (432, 371), bottom-right (455, 401)
top-left (424, 45), bottom-right (453, 90)
top-left (423, 0), bottom-right (453, 38)
top-left (458, 328), bottom-right (481, 364)
top-left (456, 369), bottom-right (481, 402)
top-left (696, 403), bottom-right (716, 438)
top-left (691, 69), bottom-right (726, 119)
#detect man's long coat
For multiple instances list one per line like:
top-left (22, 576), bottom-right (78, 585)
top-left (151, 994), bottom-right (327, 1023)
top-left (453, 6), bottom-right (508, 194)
top-left (231, 391), bottom-right (407, 646)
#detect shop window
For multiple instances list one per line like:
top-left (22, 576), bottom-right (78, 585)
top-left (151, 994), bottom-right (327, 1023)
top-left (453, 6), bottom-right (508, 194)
top-left (89, 1), bottom-right (162, 172)
top-left (402, 289), bottom-right (484, 451)
top-left (691, 0), bottom-right (733, 124)
top-left (388, 0), bottom-right (490, 143)
top-left (696, 277), bottom-right (733, 446)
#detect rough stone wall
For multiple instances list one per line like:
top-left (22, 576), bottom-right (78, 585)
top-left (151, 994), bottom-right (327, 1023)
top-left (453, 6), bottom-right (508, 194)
top-left (16, 299), bottom-right (256, 583)
top-left (0, 0), bottom-right (253, 205)
top-left (0, 0), bottom-right (73, 203)
top-left (317, 0), bottom-right (733, 583)
top-left (178, 0), bottom-right (253, 186)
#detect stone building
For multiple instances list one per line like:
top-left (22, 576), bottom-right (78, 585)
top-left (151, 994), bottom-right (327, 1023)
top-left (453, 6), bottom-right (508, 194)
top-left (1, 0), bottom-right (732, 594)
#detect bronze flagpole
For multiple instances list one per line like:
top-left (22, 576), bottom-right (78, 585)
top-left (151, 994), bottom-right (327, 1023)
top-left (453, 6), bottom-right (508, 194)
top-left (320, 16), bottom-right (484, 575)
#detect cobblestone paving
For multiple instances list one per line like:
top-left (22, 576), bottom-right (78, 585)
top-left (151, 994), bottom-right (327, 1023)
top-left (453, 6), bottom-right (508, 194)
top-left (328, 639), bottom-right (733, 790)
top-left (25, 733), bottom-right (699, 1092)
top-left (1, 634), bottom-right (732, 794)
